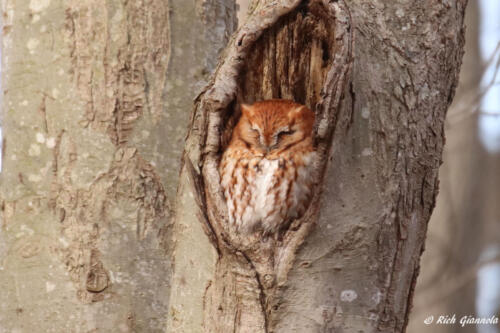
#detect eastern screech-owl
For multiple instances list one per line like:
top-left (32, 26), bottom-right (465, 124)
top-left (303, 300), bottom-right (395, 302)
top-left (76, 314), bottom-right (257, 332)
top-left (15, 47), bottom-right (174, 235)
top-left (220, 99), bottom-right (318, 235)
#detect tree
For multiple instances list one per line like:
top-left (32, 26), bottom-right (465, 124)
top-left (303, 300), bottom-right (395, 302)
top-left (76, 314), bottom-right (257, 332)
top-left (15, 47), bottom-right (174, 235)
top-left (168, 0), bottom-right (467, 332)
top-left (408, 2), bottom-right (485, 332)
top-left (0, 0), bottom-right (467, 333)
top-left (0, 0), bottom-right (235, 331)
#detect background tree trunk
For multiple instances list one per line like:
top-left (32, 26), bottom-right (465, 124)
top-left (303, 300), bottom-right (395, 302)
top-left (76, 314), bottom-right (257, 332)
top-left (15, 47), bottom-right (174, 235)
top-left (168, 1), bottom-right (467, 333)
top-left (0, 0), bottom-right (235, 331)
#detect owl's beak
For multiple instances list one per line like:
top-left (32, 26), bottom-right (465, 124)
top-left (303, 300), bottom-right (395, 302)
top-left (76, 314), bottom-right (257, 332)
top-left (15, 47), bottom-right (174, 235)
top-left (263, 144), bottom-right (279, 155)
top-left (259, 142), bottom-right (271, 154)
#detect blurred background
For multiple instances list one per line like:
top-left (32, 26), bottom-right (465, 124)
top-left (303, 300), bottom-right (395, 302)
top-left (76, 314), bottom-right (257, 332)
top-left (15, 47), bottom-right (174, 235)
top-left (238, 1), bottom-right (500, 331)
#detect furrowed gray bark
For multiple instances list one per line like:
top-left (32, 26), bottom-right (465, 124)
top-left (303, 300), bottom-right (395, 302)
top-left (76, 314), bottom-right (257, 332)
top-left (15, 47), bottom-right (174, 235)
top-left (409, 2), bottom-right (483, 332)
top-left (274, 1), bottom-right (467, 332)
top-left (170, 0), bottom-right (467, 332)
top-left (0, 0), bottom-right (235, 331)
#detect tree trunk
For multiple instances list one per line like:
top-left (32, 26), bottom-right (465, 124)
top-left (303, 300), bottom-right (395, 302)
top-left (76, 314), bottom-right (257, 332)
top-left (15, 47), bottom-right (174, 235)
top-left (0, 0), bottom-right (235, 331)
top-left (408, 2), bottom-right (484, 332)
top-left (168, 0), bottom-right (467, 333)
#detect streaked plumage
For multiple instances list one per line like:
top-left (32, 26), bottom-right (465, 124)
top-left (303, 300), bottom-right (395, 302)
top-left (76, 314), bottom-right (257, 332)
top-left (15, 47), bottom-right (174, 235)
top-left (220, 100), bottom-right (318, 235)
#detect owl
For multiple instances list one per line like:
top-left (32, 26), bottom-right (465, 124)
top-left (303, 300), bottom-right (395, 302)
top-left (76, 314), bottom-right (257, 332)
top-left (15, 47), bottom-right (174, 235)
top-left (219, 99), bottom-right (318, 236)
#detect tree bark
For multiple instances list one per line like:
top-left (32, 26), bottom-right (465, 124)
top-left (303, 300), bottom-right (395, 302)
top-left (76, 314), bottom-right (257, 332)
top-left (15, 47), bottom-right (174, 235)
top-left (168, 0), bottom-right (467, 332)
top-left (0, 0), bottom-right (235, 331)
top-left (408, 2), bottom-right (484, 332)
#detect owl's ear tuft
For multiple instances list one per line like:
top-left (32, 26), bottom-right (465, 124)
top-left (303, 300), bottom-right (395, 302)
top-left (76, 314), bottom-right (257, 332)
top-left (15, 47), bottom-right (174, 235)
top-left (241, 104), bottom-right (254, 117)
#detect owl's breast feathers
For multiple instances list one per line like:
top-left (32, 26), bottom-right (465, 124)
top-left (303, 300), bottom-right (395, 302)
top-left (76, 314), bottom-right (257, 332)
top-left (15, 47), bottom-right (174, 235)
top-left (220, 146), bottom-right (318, 234)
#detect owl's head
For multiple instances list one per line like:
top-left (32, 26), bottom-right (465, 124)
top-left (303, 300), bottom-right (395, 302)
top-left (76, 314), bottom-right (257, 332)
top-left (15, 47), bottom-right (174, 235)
top-left (236, 99), bottom-right (315, 155)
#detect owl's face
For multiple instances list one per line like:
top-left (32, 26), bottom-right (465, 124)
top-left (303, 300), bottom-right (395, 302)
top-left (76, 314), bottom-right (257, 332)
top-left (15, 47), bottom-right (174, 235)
top-left (236, 100), bottom-right (315, 155)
